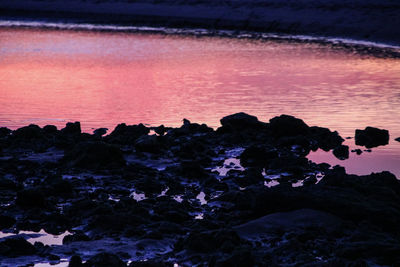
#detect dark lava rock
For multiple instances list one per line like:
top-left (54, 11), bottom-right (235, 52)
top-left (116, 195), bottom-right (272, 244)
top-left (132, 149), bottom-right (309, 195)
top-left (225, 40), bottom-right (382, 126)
top-left (63, 142), bottom-right (125, 169)
top-left (0, 127), bottom-right (12, 138)
top-left (129, 260), bottom-right (167, 267)
top-left (333, 145), bottom-right (349, 160)
top-left (351, 149), bottom-right (363, 155)
top-left (61, 122), bottom-right (81, 135)
top-left (69, 255), bottom-right (83, 267)
top-left (355, 127), bottom-right (389, 148)
top-left (0, 237), bottom-right (36, 257)
top-left (16, 187), bottom-right (46, 208)
top-left (219, 112), bottom-right (264, 131)
top-left (0, 215), bottom-right (15, 229)
top-left (240, 146), bottom-right (278, 167)
top-left (43, 125), bottom-right (58, 134)
top-left (63, 232), bottom-right (90, 244)
top-left (12, 124), bottom-right (43, 139)
top-left (308, 126), bottom-right (344, 151)
top-left (93, 128), bottom-right (108, 136)
top-left (105, 123), bottom-right (149, 144)
top-left (84, 252), bottom-right (126, 267)
top-left (154, 125), bottom-right (166, 136)
top-left (395, 137), bottom-right (400, 142)
top-left (269, 115), bottom-right (309, 137)
top-left (135, 135), bottom-right (161, 153)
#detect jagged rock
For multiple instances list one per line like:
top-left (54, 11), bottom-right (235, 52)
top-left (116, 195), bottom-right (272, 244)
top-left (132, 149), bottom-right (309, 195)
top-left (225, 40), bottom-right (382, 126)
top-left (43, 125), bottom-right (58, 134)
top-left (63, 142), bottom-right (126, 169)
top-left (0, 127), bottom-right (12, 138)
top-left (135, 135), bottom-right (161, 153)
top-left (240, 146), bottom-right (278, 167)
top-left (61, 122), bottom-right (81, 135)
top-left (93, 128), bottom-right (108, 136)
top-left (308, 126), bottom-right (344, 151)
top-left (105, 123), bottom-right (149, 144)
top-left (219, 112), bottom-right (264, 131)
top-left (355, 127), bottom-right (389, 148)
top-left (333, 145), bottom-right (349, 160)
top-left (0, 237), bottom-right (36, 257)
top-left (13, 124), bottom-right (43, 139)
top-left (16, 187), bottom-right (46, 208)
top-left (269, 115), bottom-right (309, 137)
top-left (63, 232), bottom-right (90, 244)
top-left (84, 252), bottom-right (126, 267)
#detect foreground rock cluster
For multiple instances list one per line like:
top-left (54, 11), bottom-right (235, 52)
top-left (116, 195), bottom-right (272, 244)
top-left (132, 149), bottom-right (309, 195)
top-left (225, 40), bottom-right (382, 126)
top-left (0, 113), bottom-right (399, 266)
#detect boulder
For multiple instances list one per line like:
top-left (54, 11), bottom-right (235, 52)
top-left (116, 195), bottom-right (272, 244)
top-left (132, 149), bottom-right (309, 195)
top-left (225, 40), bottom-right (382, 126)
top-left (333, 145), bottom-right (349, 160)
top-left (219, 112), bottom-right (263, 131)
top-left (308, 126), bottom-right (344, 151)
top-left (395, 137), bottom-right (400, 142)
top-left (63, 232), bottom-right (90, 244)
top-left (0, 237), bottom-right (37, 257)
top-left (12, 124), bottom-right (43, 139)
top-left (240, 146), bottom-right (278, 167)
top-left (0, 127), bottom-right (12, 138)
top-left (61, 122), bottom-right (81, 135)
top-left (135, 135), bottom-right (161, 153)
top-left (355, 127), bottom-right (389, 148)
top-left (84, 252), bottom-right (126, 267)
top-left (63, 142), bottom-right (126, 169)
top-left (105, 123), bottom-right (149, 144)
top-left (93, 128), bottom-right (108, 136)
top-left (16, 187), bottom-right (46, 208)
top-left (0, 215), bottom-right (15, 229)
top-left (269, 115), bottom-right (309, 137)
top-left (43, 125), bottom-right (58, 134)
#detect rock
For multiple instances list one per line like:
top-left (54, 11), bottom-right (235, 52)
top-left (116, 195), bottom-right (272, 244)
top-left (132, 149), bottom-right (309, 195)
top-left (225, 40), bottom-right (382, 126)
top-left (0, 215), bottom-right (15, 229)
top-left (63, 142), bottom-right (126, 169)
top-left (105, 123), bottom-right (149, 144)
top-left (269, 115), bottom-right (309, 137)
top-left (135, 135), bottom-right (161, 153)
top-left (307, 126), bottom-right (344, 151)
top-left (333, 145), bottom-right (349, 160)
top-left (129, 260), bottom-right (167, 267)
top-left (13, 124), bottom-right (43, 139)
top-left (68, 255), bottom-right (83, 267)
top-left (351, 149), bottom-right (363, 155)
top-left (154, 125), bottom-right (166, 136)
top-left (84, 252), bottom-right (126, 267)
top-left (63, 232), bottom-right (90, 244)
top-left (16, 187), bottom-right (46, 208)
top-left (43, 125), bottom-right (58, 134)
top-left (240, 146), bottom-right (278, 167)
top-left (0, 127), bottom-right (12, 138)
top-left (219, 112), bottom-right (264, 131)
top-left (93, 128), bottom-right (108, 136)
top-left (61, 122), bottom-right (81, 135)
top-left (355, 127), bottom-right (389, 148)
top-left (395, 137), bottom-right (400, 142)
top-left (0, 237), bottom-right (37, 257)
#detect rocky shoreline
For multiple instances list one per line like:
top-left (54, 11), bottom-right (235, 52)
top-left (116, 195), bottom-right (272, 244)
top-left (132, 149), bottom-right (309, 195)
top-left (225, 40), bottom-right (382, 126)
top-left (1, 113), bottom-right (400, 266)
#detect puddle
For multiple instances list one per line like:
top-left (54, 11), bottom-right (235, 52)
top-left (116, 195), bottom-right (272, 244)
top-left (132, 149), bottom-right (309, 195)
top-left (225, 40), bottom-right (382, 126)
top-left (0, 229), bottom-right (72, 246)
top-left (196, 192), bottom-right (207, 205)
top-left (130, 191), bottom-right (146, 202)
top-left (264, 180), bottom-right (280, 188)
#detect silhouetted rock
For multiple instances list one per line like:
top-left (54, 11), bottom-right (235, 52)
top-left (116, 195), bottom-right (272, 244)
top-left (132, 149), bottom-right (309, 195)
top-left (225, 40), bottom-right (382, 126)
top-left (308, 126), bottom-right (344, 151)
top-left (16, 187), bottom-right (46, 208)
top-left (13, 124), bottom-right (43, 139)
top-left (395, 137), bottom-right (400, 142)
top-left (129, 260), bottom-right (167, 267)
top-left (135, 135), bottom-right (161, 153)
top-left (269, 115), bottom-right (309, 137)
top-left (219, 112), bottom-right (264, 131)
top-left (240, 146), bottom-right (278, 167)
top-left (0, 127), bottom-right (11, 138)
top-left (84, 252), bottom-right (125, 267)
top-left (63, 232), bottom-right (90, 244)
top-left (355, 127), bottom-right (389, 148)
top-left (61, 122), bottom-right (81, 135)
top-left (0, 215), bottom-right (15, 230)
top-left (0, 237), bottom-right (36, 257)
top-left (105, 123), bottom-right (149, 144)
top-left (154, 125), bottom-right (166, 136)
top-left (68, 255), bottom-right (83, 267)
top-left (63, 142), bottom-right (125, 169)
top-left (333, 145), bottom-right (349, 160)
top-left (43, 125), bottom-right (58, 134)
top-left (351, 149), bottom-right (363, 155)
top-left (93, 128), bottom-right (108, 136)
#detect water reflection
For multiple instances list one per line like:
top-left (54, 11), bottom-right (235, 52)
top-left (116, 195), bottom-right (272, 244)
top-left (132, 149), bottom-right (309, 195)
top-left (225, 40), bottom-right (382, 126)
top-left (0, 28), bottom-right (400, 176)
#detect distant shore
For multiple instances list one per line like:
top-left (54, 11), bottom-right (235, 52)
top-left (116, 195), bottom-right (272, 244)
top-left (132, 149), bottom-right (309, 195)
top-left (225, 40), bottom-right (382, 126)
top-left (1, 0), bottom-right (400, 46)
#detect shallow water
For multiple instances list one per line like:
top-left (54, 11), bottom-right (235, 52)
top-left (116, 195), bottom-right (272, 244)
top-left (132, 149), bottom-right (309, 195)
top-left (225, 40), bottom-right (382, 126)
top-left (0, 27), bottom-right (400, 176)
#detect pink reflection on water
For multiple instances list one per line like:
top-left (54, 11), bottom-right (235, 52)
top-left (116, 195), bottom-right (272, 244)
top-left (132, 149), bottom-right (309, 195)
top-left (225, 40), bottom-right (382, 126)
top-left (0, 28), bottom-right (400, 176)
